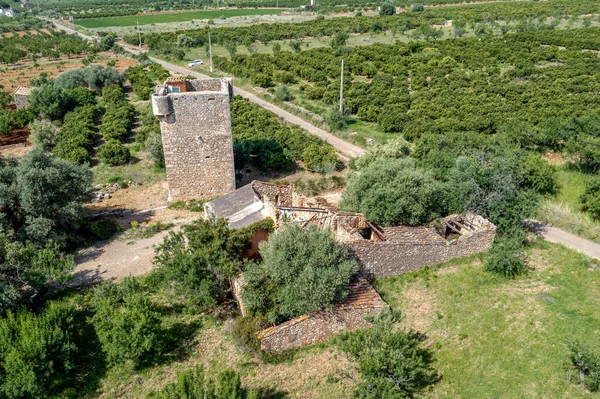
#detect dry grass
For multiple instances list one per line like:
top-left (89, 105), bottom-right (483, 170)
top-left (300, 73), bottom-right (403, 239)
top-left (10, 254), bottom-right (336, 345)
top-left (93, 323), bottom-right (356, 398)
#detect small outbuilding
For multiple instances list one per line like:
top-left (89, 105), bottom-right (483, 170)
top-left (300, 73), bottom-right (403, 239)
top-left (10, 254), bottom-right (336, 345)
top-left (13, 86), bottom-right (32, 109)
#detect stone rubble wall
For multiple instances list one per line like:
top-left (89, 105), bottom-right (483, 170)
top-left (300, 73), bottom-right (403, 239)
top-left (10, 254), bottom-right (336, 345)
top-left (259, 307), bottom-right (380, 353)
top-left (348, 228), bottom-right (496, 278)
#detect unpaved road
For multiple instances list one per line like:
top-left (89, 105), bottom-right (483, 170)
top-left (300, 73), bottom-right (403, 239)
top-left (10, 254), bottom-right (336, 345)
top-left (47, 19), bottom-right (365, 159)
top-left (529, 221), bottom-right (600, 261)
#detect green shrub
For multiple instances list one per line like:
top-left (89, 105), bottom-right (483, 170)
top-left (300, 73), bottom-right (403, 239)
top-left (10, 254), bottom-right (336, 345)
top-left (146, 366), bottom-right (264, 399)
top-left (379, 3), bottom-right (396, 16)
top-left (0, 302), bottom-right (78, 398)
top-left (485, 233), bottom-right (528, 278)
top-left (301, 144), bottom-right (338, 173)
top-left (580, 178), bottom-right (600, 220)
top-left (341, 158), bottom-right (447, 226)
top-left (569, 341), bottom-right (600, 392)
top-left (274, 85), bottom-right (294, 102)
top-left (90, 278), bottom-right (160, 366)
top-left (28, 120), bottom-right (56, 151)
top-left (325, 108), bottom-right (349, 132)
top-left (98, 139), bottom-right (131, 166)
top-left (336, 310), bottom-right (437, 398)
top-left (243, 223), bottom-right (358, 324)
top-left (231, 316), bottom-right (265, 353)
top-left (411, 3), bottom-right (424, 12)
top-left (89, 218), bottom-right (121, 240)
top-left (251, 73), bottom-right (272, 88)
top-left (304, 85), bottom-right (325, 100)
top-left (145, 129), bottom-right (165, 165)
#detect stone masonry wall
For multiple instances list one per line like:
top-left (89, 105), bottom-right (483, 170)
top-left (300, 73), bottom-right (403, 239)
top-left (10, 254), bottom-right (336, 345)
top-left (153, 78), bottom-right (236, 201)
top-left (259, 308), bottom-right (378, 353)
top-left (348, 228), bottom-right (496, 278)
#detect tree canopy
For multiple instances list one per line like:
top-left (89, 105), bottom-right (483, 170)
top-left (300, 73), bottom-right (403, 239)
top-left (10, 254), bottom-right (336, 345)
top-left (242, 223), bottom-right (358, 324)
top-left (0, 148), bottom-right (92, 246)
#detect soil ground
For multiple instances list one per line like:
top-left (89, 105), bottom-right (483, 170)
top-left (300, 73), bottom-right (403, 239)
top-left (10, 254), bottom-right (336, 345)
top-left (72, 207), bottom-right (199, 285)
top-left (0, 52), bottom-right (137, 92)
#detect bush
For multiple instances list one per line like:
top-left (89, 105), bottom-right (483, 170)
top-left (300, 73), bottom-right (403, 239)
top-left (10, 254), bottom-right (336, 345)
top-left (231, 316), bottom-right (265, 353)
top-left (411, 3), bottom-right (424, 12)
top-left (29, 84), bottom-right (71, 120)
top-left (0, 147), bottom-right (92, 246)
top-left (145, 129), bottom-right (165, 165)
top-left (146, 366), bottom-right (265, 399)
top-left (379, 3), bottom-right (395, 16)
top-left (569, 341), bottom-right (600, 392)
top-left (98, 139), bottom-right (130, 166)
top-left (28, 120), bottom-right (56, 151)
top-left (274, 85), bottom-right (294, 102)
top-left (580, 178), bottom-right (600, 220)
top-left (301, 143), bottom-right (338, 173)
top-left (304, 86), bottom-right (325, 100)
top-left (485, 233), bottom-right (528, 278)
top-left (522, 154), bottom-right (558, 195)
top-left (242, 223), bottom-right (358, 324)
top-left (0, 302), bottom-right (78, 398)
top-left (252, 73), bottom-right (272, 88)
top-left (89, 218), bottom-right (121, 241)
top-left (325, 108), bottom-right (349, 132)
top-left (336, 310), bottom-right (437, 398)
top-left (90, 278), bottom-right (160, 366)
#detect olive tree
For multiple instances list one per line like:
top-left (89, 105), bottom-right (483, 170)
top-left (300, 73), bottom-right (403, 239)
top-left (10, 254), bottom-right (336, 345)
top-left (0, 148), bottom-right (92, 246)
top-left (341, 158), bottom-right (447, 226)
top-left (242, 223), bottom-right (358, 324)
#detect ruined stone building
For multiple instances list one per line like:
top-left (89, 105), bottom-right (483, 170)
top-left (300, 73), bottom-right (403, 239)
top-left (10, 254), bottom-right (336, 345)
top-left (152, 77), bottom-right (236, 201)
top-left (13, 86), bottom-right (32, 109)
top-left (257, 279), bottom-right (387, 352)
top-left (212, 180), bottom-right (496, 352)
top-left (206, 181), bottom-right (496, 279)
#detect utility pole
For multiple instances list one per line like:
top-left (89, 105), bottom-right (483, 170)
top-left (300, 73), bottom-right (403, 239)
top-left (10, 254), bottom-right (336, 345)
top-left (339, 59), bottom-right (344, 115)
top-left (137, 19), bottom-right (142, 49)
top-left (208, 31), bottom-right (213, 73)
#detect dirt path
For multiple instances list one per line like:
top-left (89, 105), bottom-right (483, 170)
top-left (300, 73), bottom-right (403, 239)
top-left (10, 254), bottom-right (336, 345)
top-left (72, 229), bottom-right (170, 285)
top-left (528, 221), bottom-right (600, 261)
top-left (72, 209), bottom-right (198, 285)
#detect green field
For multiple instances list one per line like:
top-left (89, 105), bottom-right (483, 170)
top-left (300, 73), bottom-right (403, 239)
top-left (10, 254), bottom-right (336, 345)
top-left (375, 241), bottom-right (600, 398)
top-left (74, 8), bottom-right (283, 28)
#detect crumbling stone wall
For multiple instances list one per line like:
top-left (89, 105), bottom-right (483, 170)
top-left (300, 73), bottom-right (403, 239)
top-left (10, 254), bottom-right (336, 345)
top-left (348, 227), bottom-right (496, 278)
top-left (257, 279), bottom-right (388, 353)
top-left (259, 308), bottom-right (379, 353)
top-left (152, 78), bottom-right (236, 201)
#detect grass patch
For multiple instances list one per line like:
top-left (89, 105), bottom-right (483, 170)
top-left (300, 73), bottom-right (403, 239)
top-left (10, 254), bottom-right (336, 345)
top-left (167, 199), bottom-right (209, 212)
top-left (122, 220), bottom-right (174, 239)
top-left (92, 159), bottom-right (166, 186)
top-left (537, 200), bottom-right (600, 244)
top-left (537, 164), bottom-right (600, 243)
top-left (75, 9), bottom-right (282, 28)
top-left (375, 241), bottom-right (600, 398)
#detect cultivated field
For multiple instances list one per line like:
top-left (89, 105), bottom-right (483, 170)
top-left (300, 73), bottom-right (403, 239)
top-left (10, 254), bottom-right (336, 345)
top-left (74, 8), bottom-right (283, 28)
top-left (0, 52), bottom-right (137, 91)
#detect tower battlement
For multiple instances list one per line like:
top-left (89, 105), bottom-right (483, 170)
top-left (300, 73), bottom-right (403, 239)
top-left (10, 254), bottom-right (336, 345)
top-left (152, 77), bottom-right (236, 201)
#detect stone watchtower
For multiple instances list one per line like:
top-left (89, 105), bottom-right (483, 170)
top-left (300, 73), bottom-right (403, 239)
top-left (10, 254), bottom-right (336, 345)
top-left (152, 77), bottom-right (236, 201)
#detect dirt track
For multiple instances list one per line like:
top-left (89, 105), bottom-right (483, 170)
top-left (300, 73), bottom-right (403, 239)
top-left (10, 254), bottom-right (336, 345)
top-left (529, 220), bottom-right (600, 261)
